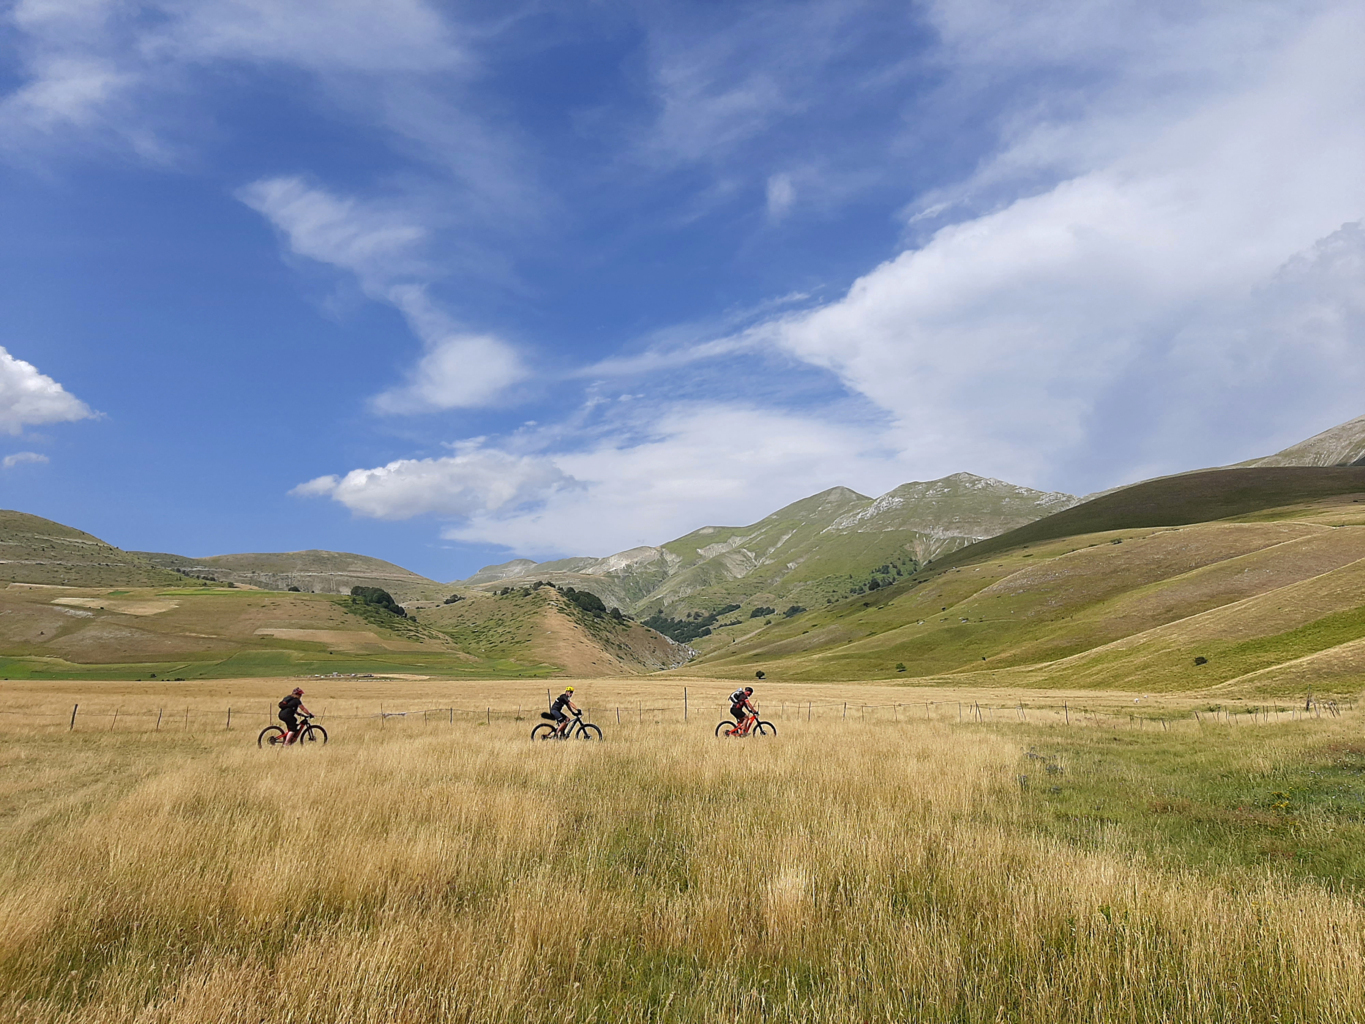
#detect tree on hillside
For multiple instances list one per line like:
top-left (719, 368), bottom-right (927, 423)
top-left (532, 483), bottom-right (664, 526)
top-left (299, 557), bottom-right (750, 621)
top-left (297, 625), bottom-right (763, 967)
top-left (350, 585), bottom-right (406, 617)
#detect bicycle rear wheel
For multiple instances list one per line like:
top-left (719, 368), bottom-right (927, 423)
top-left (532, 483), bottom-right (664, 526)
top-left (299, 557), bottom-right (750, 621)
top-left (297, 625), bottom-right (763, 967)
top-left (715, 720), bottom-right (736, 738)
top-left (576, 723), bottom-right (603, 740)
top-left (531, 723), bottom-right (556, 740)
top-left (258, 725), bottom-right (285, 748)
top-left (302, 724), bottom-right (327, 745)
top-left (753, 720), bottom-right (777, 736)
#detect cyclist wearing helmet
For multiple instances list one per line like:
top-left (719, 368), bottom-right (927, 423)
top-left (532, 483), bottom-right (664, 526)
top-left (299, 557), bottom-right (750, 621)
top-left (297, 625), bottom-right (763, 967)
top-left (278, 687), bottom-right (312, 745)
top-left (551, 686), bottom-right (579, 735)
top-left (729, 686), bottom-right (755, 727)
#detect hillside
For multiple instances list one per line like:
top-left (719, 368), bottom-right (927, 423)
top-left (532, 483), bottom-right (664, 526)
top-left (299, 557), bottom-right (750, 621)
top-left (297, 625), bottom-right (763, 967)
top-left (458, 474), bottom-right (1078, 625)
top-left (0, 579), bottom-right (685, 680)
top-left (1235, 414), bottom-right (1365, 468)
top-left (136, 549), bottom-right (444, 602)
top-left (0, 511), bottom-right (188, 589)
top-left (687, 468), bottom-right (1365, 696)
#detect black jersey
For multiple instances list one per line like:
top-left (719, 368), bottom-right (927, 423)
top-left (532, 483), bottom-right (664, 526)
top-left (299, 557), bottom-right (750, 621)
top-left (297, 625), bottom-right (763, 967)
top-left (279, 694), bottom-right (302, 713)
top-left (730, 689), bottom-right (750, 707)
top-left (552, 692), bottom-right (573, 712)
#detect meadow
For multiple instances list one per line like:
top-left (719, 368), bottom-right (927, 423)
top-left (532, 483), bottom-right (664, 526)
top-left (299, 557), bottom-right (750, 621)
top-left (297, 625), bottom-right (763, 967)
top-left (3, 677), bottom-right (1365, 1022)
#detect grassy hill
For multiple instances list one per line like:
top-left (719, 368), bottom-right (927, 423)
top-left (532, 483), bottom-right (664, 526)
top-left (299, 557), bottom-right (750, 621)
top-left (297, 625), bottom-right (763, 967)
top-left (0, 511), bottom-right (189, 589)
top-left (1235, 413), bottom-right (1365, 467)
top-left (0, 577), bottom-right (687, 680)
top-left (688, 468), bottom-right (1365, 696)
top-left (136, 549), bottom-right (444, 602)
top-left (458, 475), bottom-right (1079, 627)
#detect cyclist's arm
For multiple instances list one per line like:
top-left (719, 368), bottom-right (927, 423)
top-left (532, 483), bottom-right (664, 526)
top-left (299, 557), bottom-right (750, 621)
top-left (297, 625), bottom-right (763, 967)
top-left (299, 704), bottom-right (313, 716)
top-left (568, 700), bottom-right (580, 714)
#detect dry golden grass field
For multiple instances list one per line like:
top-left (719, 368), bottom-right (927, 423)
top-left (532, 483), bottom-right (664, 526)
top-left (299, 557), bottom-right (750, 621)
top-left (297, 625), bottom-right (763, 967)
top-left (4, 676), bottom-right (1365, 1023)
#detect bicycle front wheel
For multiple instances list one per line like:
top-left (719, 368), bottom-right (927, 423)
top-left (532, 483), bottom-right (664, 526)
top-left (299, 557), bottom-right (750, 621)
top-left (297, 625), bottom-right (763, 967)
top-left (258, 725), bottom-right (285, 748)
top-left (302, 724), bottom-right (327, 745)
top-left (531, 723), bottom-right (556, 741)
top-left (576, 723), bottom-right (603, 740)
top-left (753, 720), bottom-right (777, 736)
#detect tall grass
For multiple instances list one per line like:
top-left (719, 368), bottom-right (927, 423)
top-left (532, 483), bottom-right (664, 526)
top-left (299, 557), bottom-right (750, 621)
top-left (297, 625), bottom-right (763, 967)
top-left (3, 714), bottom-right (1364, 1022)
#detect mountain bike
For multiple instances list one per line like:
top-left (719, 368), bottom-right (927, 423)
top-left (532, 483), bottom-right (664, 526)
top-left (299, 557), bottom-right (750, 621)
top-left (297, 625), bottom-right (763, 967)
top-left (532, 710), bottom-right (603, 741)
top-left (258, 713), bottom-right (328, 748)
top-left (715, 712), bottom-right (776, 738)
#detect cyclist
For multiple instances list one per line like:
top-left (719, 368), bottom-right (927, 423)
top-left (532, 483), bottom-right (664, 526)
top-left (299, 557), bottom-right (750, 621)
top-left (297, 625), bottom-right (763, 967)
top-left (729, 686), bottom-right (756, 733)
top-left (278, 686), bottom-right (313, 745)
top-left (551, 686), bottom-right (579, 735)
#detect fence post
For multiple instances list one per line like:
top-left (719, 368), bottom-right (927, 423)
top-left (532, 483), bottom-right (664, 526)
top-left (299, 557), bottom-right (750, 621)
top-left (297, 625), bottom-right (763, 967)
top-left (184, 707), bottom-right (189, 730)
top-left (1064, 702), bottom-right (1069, 725)
top-left (684, 688), bottom-right (688, 723)
top-left (226, 707), bottom-right (231, 731)
top-left (616, 708), bottom-right (621, 725)
top-left (843, 702), bottom-right (847, 719)
top-left (450, 707), bottom-right (453, 724)
top-left (111, 708), bottom-right (118, 731)
top-left (156, 708), bottom-right (162, 731)
top-left (69, 703), bottom-right (78, 731)
top-left (807, 702), bottom-right (812, 721)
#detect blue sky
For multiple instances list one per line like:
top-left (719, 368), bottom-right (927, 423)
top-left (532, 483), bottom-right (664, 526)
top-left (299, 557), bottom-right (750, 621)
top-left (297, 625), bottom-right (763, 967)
top-left (2, 0), bottom-right (1363, 581)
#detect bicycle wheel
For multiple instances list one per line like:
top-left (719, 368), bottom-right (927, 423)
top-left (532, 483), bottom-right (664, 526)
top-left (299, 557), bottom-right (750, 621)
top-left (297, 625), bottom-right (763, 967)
top-left (258, 725), bottom-right (285, 748)
top-left (531, 723), bottom-right (556, 741)
top-left (715, 720), bottom-right (736, 738)
top-left (576, 723), bottom-right (603, 740)
top-left (301, 724), bottom-right (327, 745)
top-left (753, 720), bottom-right (777, 736)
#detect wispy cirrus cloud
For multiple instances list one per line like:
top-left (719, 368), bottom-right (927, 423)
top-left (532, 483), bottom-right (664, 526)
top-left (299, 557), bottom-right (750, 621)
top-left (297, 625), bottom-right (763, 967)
top-left (0, 347), bottom-right (96, 435)
top-left (239, 176), bottom-right (528, 410)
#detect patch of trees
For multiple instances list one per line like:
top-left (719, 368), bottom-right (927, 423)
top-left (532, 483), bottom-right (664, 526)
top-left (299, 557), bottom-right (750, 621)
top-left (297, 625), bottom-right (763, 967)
top-left (750, 606), bottom-right (775, 618)
top-left (782, 605), bottom-right (805, 618)
top-left (443, 593), bottom-right (464, 604)
top-left (643, 603), bottom-right (738, 643)
top-left (350, 585), bottom-right (406, 617)
top-left (562, 586), bottom-right (607, 616)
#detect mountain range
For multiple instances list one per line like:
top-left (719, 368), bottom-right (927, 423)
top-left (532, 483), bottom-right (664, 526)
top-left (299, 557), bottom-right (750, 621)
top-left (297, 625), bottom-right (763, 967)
top-left (2, 412), bottom-right (1363, 680)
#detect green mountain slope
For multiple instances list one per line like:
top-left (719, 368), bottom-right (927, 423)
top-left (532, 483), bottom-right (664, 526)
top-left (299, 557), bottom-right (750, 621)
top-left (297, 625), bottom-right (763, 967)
top-left (136, 549), bottom-right (443, 602)
top-left (688, 469), bottom-right (1365, 695)
top-left (0, 511), bottom-right (188, 589)
top-left (458, 475), bottom-right (1079, 627)
top-left (1235, 414), bottom-right (1365, 468)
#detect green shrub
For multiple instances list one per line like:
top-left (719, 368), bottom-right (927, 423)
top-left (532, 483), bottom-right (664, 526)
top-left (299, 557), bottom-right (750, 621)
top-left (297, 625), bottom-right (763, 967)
top-left (350, 586), bottom-right (406, 618)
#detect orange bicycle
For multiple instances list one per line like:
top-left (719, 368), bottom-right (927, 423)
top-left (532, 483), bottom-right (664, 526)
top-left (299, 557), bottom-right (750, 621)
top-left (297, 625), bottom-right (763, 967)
top-left (715, 711), bottom-right (776, 738)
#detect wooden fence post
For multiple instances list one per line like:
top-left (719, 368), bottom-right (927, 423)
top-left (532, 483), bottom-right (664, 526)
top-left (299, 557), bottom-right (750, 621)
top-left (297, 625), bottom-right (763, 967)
top-left (226, 707), bottom-right (231, 731)
top-left (156, 708), bottom-right (162, 731)
top-left (684, 688), bottom-right (688, 722)
top-left (69, 704), bottom-right (78, 731)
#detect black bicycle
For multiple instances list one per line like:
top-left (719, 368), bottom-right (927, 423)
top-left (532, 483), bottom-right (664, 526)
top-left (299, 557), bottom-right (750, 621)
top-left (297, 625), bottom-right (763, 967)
top-left (532, 710), bottom-right (603, 741)
top-left (258, 713), bottom-right (328, 748)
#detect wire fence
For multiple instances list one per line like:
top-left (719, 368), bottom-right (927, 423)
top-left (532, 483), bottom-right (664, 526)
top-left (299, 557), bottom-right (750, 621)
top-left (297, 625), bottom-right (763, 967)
top-left (0, 690), bottom-right (1352, 734)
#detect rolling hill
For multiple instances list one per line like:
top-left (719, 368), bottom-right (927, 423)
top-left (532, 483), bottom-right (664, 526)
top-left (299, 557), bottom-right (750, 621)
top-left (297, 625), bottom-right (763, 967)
top-left (135, 549), bottom-right (445, 602)
top-left (456, 474), bottom-right (1079, 623)
top-left (686, 467), bottom-right (1365, 697)
top-left (0, 511), bottom-right (189, 589)
top-left (1234, 414), bottom-right (1365, 468)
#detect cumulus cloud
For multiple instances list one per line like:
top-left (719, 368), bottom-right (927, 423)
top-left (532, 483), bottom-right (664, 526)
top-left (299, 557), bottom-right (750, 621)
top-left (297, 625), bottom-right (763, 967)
top-left (297, 402), bottom-right (909, 555)
top-left (240, 177), bottom-right (526, 409)
top-left (0, 347), bottom-right (95, 435)
top-left (752, 3), bottom-right (1365, 490)
top-left (2, 451), bottom-right (50, 468)
top-left (292, 443), bottom-right (581, 522)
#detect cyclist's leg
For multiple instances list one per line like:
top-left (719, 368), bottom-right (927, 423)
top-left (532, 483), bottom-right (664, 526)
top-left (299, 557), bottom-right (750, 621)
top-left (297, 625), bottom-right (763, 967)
top-left (280, 713), bottom-right (298, 743)
top-left (553, 709), bottom-right (568, 733)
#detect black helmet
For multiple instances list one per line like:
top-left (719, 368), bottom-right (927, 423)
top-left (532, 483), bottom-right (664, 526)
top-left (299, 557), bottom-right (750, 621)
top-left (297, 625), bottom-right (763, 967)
top-left (744, 686), bottom-right (753, 694)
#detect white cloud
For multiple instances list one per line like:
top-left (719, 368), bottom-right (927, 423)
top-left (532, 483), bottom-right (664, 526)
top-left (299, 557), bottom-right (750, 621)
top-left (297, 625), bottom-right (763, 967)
top-left (293, 444), bottom-right (580, 522)
top-left (2, 451), bottom-right (50, 468)
top-left (766, 173), bottom-right (795, 221)
top-left (0, 347), bottom-right (95, 435)
top-left (753, 2), bottom-right (1365, 489)
top-left (240, 177), bottom-right (526, 409)
top-left (296, 401), bottom-right (909, 555)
